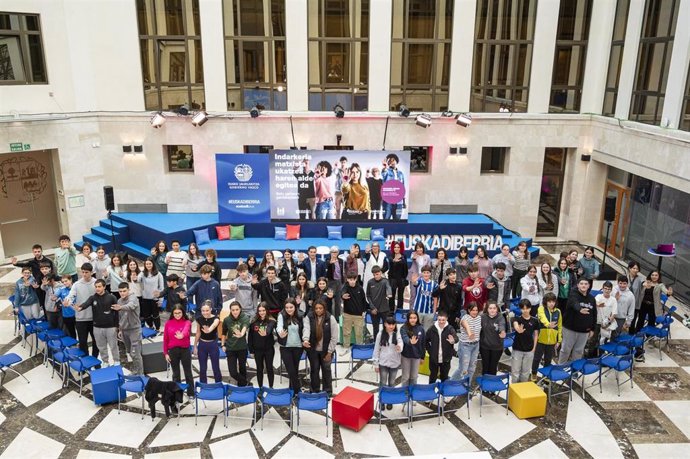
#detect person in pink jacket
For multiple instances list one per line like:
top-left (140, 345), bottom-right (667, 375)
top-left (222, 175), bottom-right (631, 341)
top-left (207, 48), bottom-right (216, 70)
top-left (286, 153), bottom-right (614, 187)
top-left (163, 304), bottom-right (194, 397)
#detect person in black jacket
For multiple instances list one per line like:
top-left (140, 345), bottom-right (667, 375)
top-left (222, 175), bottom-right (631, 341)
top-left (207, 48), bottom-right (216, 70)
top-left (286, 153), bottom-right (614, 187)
top-left (154, 274), bottom-right (187, 312)
top-left (435, 268), bottom-right (463, 328)
top-left (302, 301), bottom-right (339, 395)
top-left (400, 311), bottom-right (425, 387)
top-left (77, 279), bottom-right (120, 366)
top-left (251, 266), bottom-right (288, 316)
top-left (340, 273), bottom-right (369, 348)
top-left (278, 249), bottom-right (298, 288)
top-left (558, 278), bottom-right (597, 363)
top-left (248, 303), bottom-right (277, 388)
top-left (388, 241), bottom-right (408, 313)
top-left (326, 246), bottom-right (346, 319)
top-left (424, 311), bottom-right (458, 382)
top-left (198, 249), bottom-right (222, 284)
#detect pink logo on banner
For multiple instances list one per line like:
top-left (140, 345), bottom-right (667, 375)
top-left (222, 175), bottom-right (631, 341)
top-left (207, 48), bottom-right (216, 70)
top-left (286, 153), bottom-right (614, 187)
top-left (381, 179), bottom-right (406, 204)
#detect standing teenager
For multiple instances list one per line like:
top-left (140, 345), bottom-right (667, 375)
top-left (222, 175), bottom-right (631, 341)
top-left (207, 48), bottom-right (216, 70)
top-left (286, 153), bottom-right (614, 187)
top-left (248, 303), bottom-right (277, 388)
top-left (222, 301), bottom-right (250, 386)
top-left (479, 302), bottom-right (506, 375)
top-left (163, 304), bottom-right (194, 397)
top-left (194, 301), bottom-right (222, 384)
top-left (138, 258), bottom-right (164, 331)
top-left (400, 311), bottom-right (425, 388)
top-left (388, 241), bottom-right (408, 313)
top-left (511, 299), bottom-right (539, 383)
top-left (374, 316), bottom-right (403, 411)
top-left (277, 299), bottom-right (304, 393)
top-left (303, 301), bottom-right (338, 395)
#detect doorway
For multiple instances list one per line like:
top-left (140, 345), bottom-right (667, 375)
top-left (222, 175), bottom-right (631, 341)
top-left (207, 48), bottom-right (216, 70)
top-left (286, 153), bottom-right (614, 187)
top-left (598, 181), bottom-right (631, 258)
top-left (537, 148), bottom-right (567, 236)
top-left (0, 149), bottom-right (62, 256)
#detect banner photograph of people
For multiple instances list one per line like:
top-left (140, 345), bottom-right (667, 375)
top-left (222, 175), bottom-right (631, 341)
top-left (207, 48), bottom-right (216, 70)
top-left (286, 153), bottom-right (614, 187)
top-left (269, 150), bottom-right (410, 222)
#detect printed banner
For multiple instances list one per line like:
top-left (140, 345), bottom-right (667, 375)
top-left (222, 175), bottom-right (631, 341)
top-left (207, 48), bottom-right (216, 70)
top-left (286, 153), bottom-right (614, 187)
top-left (216, 153), bottom-right (270, 223)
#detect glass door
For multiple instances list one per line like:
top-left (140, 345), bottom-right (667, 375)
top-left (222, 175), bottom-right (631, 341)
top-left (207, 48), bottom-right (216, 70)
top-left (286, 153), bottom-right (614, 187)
top-left (537, 148), bottom-right (567, 236)
top-left (598, 181), bottom-right (631, 258)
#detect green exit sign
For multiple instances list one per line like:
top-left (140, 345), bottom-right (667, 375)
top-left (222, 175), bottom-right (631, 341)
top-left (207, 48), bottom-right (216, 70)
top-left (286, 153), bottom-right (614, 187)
top-left (9, 142), bottom-right (30, 152)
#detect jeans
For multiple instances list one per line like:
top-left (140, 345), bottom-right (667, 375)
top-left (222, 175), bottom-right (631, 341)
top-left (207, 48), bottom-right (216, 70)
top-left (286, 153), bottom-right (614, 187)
top-left (400, 357), bottom-right (421, 386)
top-left (316, 199), bottom-right (334, 219)
top-left (169, 346), bottom-right (194, 395)
top-left (531, 342), bottom-right (555, 375)
top-left (93, 326), bottom-right (120, 366)
top-left (382, 202), bottom-right (401, 220)
top-left (198, 339), bottom-right (222, 383)
top-left (389, 278), bottom-right (405, 312)
top-left (558, 328), bottom-right (589, 364)
top-left (308, 349), bottom-right (333, 394)
top-left (122, 328), bottom-right (143, 375)
top-left (480, 347), bottom-right (502, 375)
top-left (281, 347), bottom-right (303, 393)
top-left (75, 320), bottom-right (99, 358)
top-left (451, 341), bottom-right (479, 383)
top-left (510, 349), bottom-right (533, 383)
top-left (21, 303), bottom-right (41, 320)
top-left (379, 365), bottom-right (399, 387)
top-left (254, 348), bottom-right (275, 388)
top-left (227, 349), bottom-right (248, 386)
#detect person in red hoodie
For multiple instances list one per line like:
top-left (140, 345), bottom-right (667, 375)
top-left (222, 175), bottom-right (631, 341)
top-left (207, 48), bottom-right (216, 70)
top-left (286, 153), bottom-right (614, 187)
top-left (163, 304), bottom-right (194, 397)
top-left (462, 265), bottom-right (487, 311)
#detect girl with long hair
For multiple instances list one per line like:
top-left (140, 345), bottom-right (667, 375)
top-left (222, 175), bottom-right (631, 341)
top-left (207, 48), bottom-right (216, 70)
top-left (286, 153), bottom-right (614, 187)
top-left (388, 241), bottom-right (408, 312)
top-left (248, 302), bottom-right (277, 388)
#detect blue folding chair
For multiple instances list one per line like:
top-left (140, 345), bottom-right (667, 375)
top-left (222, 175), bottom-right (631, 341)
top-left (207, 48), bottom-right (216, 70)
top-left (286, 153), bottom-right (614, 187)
top-left (38, 328), bottom-right (66, 365)
top-left (117, 374), bottom-right (149, 419)
top-left (195, 382), bottom-right (228, 427)
top-left (439, 377), bottom-right (471, 421)
top-left (17, 308), bottom-right (45, 355)
top-left (599, 352), bottom-right (634, 397)
top-left (409, 382), bottom-right (441, 426)
top-left (67, 354), bottom-right (102, 397)
top-left (259, 387), bottom-right (294, 431)
top-left (0, 353), bottom-right (29, 388)
top-left (226, 385), bottom-right (260, 429)
top-left (537, 364), bottom-right (573, 403)
top-left (643, 307), bottom-right (675, 360)
top-left (142, 327), bottom-right (157, 343)
top-left (349, 343), bottom-right (375, 382)
top-left (294, 391), bottom-right (329, 436)
top-left (570, 358), bottom-right (601, 396)
top-left (475, 373), bottom-right (510, 417)
top-left (378, 386), bottom-right (410, 430)
top-left (9, 295), bottom-right (19, 336)
top-left (394, 309), bottom-right (408, 324)
top-left (47, 338), bottom-right (84, 385)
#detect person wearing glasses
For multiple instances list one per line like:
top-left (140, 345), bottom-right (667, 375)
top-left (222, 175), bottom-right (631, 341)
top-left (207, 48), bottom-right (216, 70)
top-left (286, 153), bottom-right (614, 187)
top-left (163, 304), bottom-right (194, 398)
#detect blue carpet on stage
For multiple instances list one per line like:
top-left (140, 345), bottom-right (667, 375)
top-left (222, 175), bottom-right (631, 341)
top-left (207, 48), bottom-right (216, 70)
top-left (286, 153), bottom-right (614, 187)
top-left (77, 213), bottom-right (535, 268)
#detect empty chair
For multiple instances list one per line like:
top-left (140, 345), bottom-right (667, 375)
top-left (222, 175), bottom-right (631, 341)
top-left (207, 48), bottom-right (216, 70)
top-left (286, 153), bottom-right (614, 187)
top-left (349, 343), bottom-right (375, 382)
top-left (142, 327), bottom-right (157, 343)
top-left (0, 352), bottom-right (30, 388)
top-left (259, 387), bottom-right (294, 431)
top-left (409, 382), bottom-right (441, 426)
top-left (599, 352), bottom-right (634, 397)
top-left (37, 328), bottom-right (65, 363)
top-left (118, 374), bottom-right (149, 419)
top-left (569, 358), bottom-right (601, 396)
top-left (377, 386), bottom-right (410, 430)
top-left (537, 364), bottom-right (573, 403)
top-left (195, 382), bottom-right (228, 427)
top-left (475, 373), bottom-right (510, 417)
top-left (67, 354), bottom-right (102, 397)
top-left (294, 391), bottom-right (329, 436)
top-left (439, 377), bottom-right (471, 421)
top-left (226, 385), bottom-right (260, 428)
top-left (46, 338), bottom-right (84, 385)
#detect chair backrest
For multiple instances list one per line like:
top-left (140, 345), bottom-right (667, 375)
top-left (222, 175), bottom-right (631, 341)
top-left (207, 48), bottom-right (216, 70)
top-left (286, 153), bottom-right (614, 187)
top-left (478, 373), bottom-right (510, 389)
top-left (616, 354), bottom-right (633, 369)
top-left (120, 375), bottom-right (146, 392)
top-left (440, 378), bottom-right (470, 396)
top-left (410, 382), bottom-right (439, 401)
top-left (47, 338), bottom-right (64, 351)
top-left (351, 343), bottom-right (375, 360)
top-left (379, 386), bottom-right (409, 405)
top-left (195, 382), bottom-right (227, 400)
top-left (227, 385), bottom-right (260, 403)
top-left (296, 391), bottom-right (329, 411)
top-left (260, 387), bottom-right (294, 406)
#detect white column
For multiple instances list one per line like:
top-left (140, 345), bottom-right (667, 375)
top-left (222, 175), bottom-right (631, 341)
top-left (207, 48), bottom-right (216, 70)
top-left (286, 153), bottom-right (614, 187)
top-left (448, 0), bottom-right (476, 111)
top-left (661, 0), bottom-right (690, 128)
top-left (614, 0), bottom-right (645, 120)
top-left (368, 0), bottom-right (393, 111)
top-left (286, 0), bottom-right (309, 111)
top-left (199, 0), bottom-right (227, 112)
top-left (580, 0), bottom-right (617, 114)
top-left (527, 0), bottom-right (560, 113)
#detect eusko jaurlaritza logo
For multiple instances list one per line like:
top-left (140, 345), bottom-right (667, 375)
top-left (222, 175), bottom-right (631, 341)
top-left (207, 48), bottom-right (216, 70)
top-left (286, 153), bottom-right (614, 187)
top-left (234, 164), bottom-right (253, 182)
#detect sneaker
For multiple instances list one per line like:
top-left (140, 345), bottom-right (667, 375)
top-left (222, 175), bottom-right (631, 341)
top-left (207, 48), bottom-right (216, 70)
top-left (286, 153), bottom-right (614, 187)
top-left (126, 353), bottom-right (133, 363)
top-left (386, 403), bottom-right (393, 410)
top-left (634, 354), bottom-right (645, 362)
top-left (338, 348), bottom-right (349, 357)
top-left (530, 373), bottom-right (538, 382)
top-left (101, 362), bottom-right (109, 368)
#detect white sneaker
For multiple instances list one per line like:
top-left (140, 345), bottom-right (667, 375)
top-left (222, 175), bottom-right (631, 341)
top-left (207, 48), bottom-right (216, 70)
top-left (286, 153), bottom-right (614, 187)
top-left (101, 362), bottom-right (109, 368)
top-left (126, 353), bottom-right (133, 363)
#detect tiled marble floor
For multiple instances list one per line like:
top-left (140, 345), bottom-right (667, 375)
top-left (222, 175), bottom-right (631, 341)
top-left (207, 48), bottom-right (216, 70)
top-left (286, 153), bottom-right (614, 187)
top-left (2, 250), bottom-right (690, 459)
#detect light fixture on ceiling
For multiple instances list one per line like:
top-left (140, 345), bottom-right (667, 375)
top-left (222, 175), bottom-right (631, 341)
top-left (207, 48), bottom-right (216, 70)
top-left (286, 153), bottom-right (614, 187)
top-left (249, 105), bottom-right (261, 118)
top-left (191, 111), bottom-right (208, 127)
top-left (415, 113), bottom-right (432, 128)
top-left (150, 113), bottom-right (166, 128)
top-left (455, 113), bottom-right (472, 127)
top-left (333, 103), bottom-right (345, 118)
top-left (398, 105), bottom-right (410, 117)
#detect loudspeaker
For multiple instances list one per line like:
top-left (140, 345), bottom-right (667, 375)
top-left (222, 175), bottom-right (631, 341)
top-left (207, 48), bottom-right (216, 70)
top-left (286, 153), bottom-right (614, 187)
top-left (604, 196), bottom-right (616, 222)
top-left (141, 342), bottom-right (167, 373)
top-left (103, 186), bottom-right (115, 212)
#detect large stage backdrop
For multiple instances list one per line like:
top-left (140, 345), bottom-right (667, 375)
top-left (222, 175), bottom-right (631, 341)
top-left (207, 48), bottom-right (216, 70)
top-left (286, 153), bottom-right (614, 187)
top-left (217, 150), bottom-right (410, 223)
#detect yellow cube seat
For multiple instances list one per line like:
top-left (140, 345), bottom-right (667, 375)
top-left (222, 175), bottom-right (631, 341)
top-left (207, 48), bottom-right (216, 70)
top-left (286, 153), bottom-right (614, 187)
top-left (508, 382), bottom-right (546, 419)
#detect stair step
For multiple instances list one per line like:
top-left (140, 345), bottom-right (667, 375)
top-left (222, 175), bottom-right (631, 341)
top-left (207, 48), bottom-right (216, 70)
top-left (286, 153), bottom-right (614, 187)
top-left (99, 218), bottom-right (128, 231)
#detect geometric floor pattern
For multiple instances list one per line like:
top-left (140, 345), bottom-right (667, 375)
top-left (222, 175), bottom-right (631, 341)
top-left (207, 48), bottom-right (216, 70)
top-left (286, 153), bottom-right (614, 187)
top-left (1, 258), bottom-right (689, 458)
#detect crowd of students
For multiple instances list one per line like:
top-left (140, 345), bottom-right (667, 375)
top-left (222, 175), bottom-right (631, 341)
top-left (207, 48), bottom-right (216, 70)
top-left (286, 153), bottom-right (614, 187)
top-left (11, 235), bottom-right (673, 402)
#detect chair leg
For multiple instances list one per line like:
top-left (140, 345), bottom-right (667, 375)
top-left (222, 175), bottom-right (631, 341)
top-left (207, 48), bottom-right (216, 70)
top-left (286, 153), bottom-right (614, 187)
top-left (6, 366), bottom-right (30, 384)
top-left (616, 370), bottom-right (621, 397)
top-left (141, 393), bottom-right (145, 420)
top-left (467, 392), bottom-right (471, 419)
top-left (479, 392), bottom-right (483, 417)
top-left (326, 405), bottom-right (329, 438)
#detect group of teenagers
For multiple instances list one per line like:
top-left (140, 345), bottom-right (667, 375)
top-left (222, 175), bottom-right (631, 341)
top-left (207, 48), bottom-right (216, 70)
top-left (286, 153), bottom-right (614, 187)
top-left (11, 234), bottom-right (673, 404)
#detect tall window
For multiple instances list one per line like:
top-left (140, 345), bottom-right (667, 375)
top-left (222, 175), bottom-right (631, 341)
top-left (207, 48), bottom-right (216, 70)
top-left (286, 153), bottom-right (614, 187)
top-left (602, 0), bottom-right (630, 116)
top-left (390, 0), bottom-right (453, 112)
top-left (549, 0), bottom-right (592, 113)
top-left (137, 0), bottom-right (204, 111)
top-left (223, 0), bottom-right (286, 111)
top-left (681, 67), bottom-right (690, 131)
top-left (0, 12), bottom-right (47, 84)
top-left (471, 0), bottom-right (536, 112)
top-left (308, 0), bottom-right (369, 111)
top-left (629, 0), bottom-right (679, 125)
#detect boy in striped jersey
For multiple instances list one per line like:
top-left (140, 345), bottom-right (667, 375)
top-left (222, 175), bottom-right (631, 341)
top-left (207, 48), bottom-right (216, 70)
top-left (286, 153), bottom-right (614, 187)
top-left (411, 265), bottom-right (439, 332)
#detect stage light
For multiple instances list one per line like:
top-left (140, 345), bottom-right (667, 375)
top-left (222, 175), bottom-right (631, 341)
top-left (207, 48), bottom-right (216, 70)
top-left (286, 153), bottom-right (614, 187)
top-left (250, 105), bottom-right (261, 118)
top-left (415, 114), bottom-right (432, 128)
top-left (150, 113), bottom-right (166, 128)
top-left (333, 104), bottom-right (345, 118)
top-left (455, 113), bottom-right (472, 127)
top-left (191, 111), bottom-right (208, 127)
top-left (398, 105), bottom-right (410, 117)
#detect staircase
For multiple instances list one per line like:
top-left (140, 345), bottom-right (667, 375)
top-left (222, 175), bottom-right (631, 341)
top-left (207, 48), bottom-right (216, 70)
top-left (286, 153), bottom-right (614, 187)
top-left (74, 218), bottom-right (131, 254)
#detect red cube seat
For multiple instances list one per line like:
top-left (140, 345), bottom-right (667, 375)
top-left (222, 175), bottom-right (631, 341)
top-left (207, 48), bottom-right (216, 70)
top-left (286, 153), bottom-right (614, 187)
top-left (332, 386), bottom-right (374, 432)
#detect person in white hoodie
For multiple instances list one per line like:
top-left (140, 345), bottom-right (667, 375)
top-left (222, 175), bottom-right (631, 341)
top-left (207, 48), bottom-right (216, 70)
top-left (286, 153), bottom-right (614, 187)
top-left (373, 316), bottom-right (402, 411)
top-left (613, 275), bottom-right (635, 338)
top-left (520, 265), bottom-right (543, 316)
top-left (63, 263), bottom-right (98, 357)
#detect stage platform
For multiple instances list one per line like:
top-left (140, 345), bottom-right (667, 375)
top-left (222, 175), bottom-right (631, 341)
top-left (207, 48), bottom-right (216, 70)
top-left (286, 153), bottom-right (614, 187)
top-left (76, 213), bottom-right (536, 268)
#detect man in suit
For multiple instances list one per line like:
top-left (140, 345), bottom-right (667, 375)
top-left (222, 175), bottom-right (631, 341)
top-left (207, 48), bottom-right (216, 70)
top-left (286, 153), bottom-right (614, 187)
top-left (297, 246), bottom-right (327, 285)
